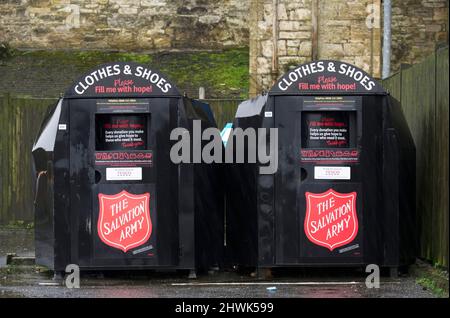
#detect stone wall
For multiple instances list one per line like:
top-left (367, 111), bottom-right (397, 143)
top-left (0, 0), bottom-right (447, 96)
top-left (391, 0), bottom-right (448, 72)
top-left (249, 0), bottom-right (448, 96)
top-left (249, 0), bottom-right (382, 95)
top-left (318, 0), bottom-right (381, 76)
top-left (0, 0), bottom-right (249, 51)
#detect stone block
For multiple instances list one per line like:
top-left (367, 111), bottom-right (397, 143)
top-left (153, 36), bottom-right (171, 48)
top-left (319, 43), bottom-right (344, 58)
top-left (425, 24), bottom-right (442, 32)
top-left (278, 3), bottom-right (289, 20)
top-left (286, 39), bottom-right (300, 47)
top-left (279, 20), bottom-right (301, 31)
top-left (290, 8), bottom-right (311, 20)
top-left (298, 41), bottom-right (311, 56)
top-left (279, 31), bottom-right (310, 39)
top-left (278, 39), bottom-right (287, 55)
top-left (343, 42), bottom-right (367, 56)
top-left (118, 6), bottom-right (138, 15)
top-left (257, 57), bottom-right (271, 74)
top-left (261, 39), bottom-right (273, 57)
top-left (199, 15), bottom-right (221, 24)
top-left (287, 46), bottom-right (298, 55)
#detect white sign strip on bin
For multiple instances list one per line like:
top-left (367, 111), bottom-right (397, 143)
top-left (314, 166), bottom-right (351, 180)
top-left (106, 167), bottom-right (142, 181)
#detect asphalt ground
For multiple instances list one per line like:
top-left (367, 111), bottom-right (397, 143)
top-left (0, 227), bottom-right (440, 298)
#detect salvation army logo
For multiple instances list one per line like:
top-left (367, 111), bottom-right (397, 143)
top-left (304, 189), bottom-right (358, 251)
top-left (98, 190), bottom-right (152, 252)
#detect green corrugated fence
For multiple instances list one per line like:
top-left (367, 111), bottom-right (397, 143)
top-left (0, 95), bottom-right (57, 224)
top-left (382, 46), bottom-right (449, 268)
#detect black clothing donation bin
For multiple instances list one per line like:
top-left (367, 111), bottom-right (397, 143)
top-left (226, 60), bottom-right (416, 275)
top-left (32, 62), bottom-right (223, 275)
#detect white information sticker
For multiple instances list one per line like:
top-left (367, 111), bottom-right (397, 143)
top-left (58, 124), bottom-right (67, 130)
top-left (314, 166), bottom-right (351, 180)
top-left (106, 167), bottom-right (142, 181)
top-left (264, 111), bottom-right (273, 117)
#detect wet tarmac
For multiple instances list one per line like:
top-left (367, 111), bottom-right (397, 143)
top-left (0, 227), bottom-right (439, 298)
top-left (0, 227), bottom-right (34, 267)
top-left (0, 266), bottom-right (438, 298)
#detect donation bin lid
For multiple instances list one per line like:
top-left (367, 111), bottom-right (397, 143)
top-left (191, 99), bottom-right (217, 126)
top-left (32, 99), bottom-right (63, 153)
top-left (269, 60), bottom-right (387, 96)
top-left (235, 94), bottom-right (268, 118)
top-left (64, 62), bottom-right (181, 98)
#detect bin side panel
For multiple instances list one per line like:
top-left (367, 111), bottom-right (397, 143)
top-left (383, 97), bottom-right (417, 266)
top-left (53, 100), bottom-right (72, 271)
top-left (226, 116), bottom-right (262, 268)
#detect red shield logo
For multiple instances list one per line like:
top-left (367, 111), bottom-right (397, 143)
top-left (98, 190), bottom-right (152, 252)
top-left (304, 189), bottom-right (358, 251)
